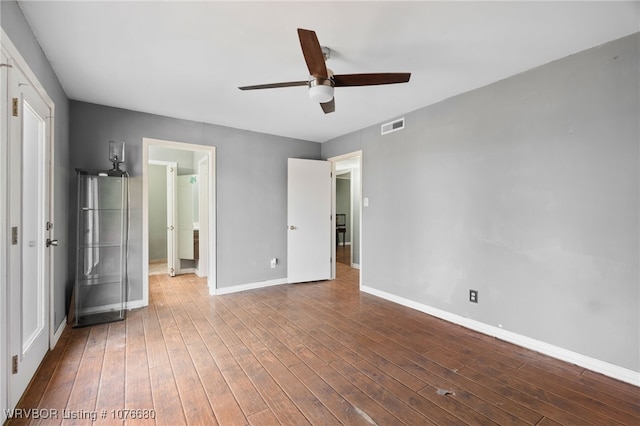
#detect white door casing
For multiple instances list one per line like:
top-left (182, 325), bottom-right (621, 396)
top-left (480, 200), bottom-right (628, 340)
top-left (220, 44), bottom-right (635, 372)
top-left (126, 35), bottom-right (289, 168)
top-left (197, 156), bottom-right (209, 277)
top-left (8, 59), bottom-right (53, 408)
top-left (287, 158), bottom-right (331, 283)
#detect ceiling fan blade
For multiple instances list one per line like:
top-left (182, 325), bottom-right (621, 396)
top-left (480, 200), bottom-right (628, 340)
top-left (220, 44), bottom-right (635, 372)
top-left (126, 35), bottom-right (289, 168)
top-left (320, 98), bottom-right (335, 114)
top-left (238, 81), bottom-right (308, 90)
top-left (333, 73), bottom-right (411, 87)
top-left (298, 28), bottom-right (328, 78)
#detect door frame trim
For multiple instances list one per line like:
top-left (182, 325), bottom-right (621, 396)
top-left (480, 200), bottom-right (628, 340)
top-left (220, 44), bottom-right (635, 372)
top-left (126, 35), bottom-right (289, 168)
top-left (196, 156), bottom-right (209, 278)
top-left (142, 138), bottom-right (217, 302)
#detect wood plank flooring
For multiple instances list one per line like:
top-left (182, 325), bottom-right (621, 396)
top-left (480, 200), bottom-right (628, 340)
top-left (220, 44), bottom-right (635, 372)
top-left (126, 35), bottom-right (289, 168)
top-left (336, 245), bottom-right (350, 266)
top-left (8, 263), bottom-right (640, 425)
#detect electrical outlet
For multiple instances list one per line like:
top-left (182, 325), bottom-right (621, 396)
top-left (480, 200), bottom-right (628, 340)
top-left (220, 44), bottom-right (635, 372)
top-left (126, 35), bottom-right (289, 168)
top-left (469, 289), bottom-right (478, 303)
top-left (270, 258), bottom-right (277, 268)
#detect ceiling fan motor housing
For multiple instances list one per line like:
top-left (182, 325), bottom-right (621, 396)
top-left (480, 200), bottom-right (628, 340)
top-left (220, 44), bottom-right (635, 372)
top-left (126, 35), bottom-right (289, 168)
top-left (308, 77), bottom-right (334, 103)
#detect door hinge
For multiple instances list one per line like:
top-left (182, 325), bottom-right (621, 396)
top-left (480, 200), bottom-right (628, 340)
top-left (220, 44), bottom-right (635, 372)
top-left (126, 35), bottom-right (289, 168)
top-left (12, 226), bottom-right (18, 245)
top-left (170, 167), bottom-right (174, 173)
top-left (12, 355), bottom-right (18, 374)
top-left (12, 98), bottom-right (19, 117)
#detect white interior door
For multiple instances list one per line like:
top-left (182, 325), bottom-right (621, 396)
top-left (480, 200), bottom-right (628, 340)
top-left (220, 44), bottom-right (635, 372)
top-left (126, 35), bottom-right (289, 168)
top-left (1, 49), bottom-right (9, 425)
top-left (8, 62), bottom-right (52, 408)
top-left (287, 158), bottom-right (331, 283)
top-left (166, 164), bottom-right (177, 276)
top-left (177, 175), bottom-right (195, 264)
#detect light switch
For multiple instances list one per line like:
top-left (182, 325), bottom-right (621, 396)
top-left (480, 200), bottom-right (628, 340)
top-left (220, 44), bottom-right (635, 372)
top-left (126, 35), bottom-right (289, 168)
top-left (363, 197), bottom-right (369, 207)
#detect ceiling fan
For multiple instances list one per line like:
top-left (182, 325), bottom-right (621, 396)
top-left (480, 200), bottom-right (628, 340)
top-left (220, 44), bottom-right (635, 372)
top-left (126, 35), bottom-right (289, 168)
top-left (238, 28), bottom-right (411, 114)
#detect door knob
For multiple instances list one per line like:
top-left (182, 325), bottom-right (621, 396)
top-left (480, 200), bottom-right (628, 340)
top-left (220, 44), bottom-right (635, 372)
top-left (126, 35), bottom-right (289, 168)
top-left (289, 225), bottom-right (296, 230)
top-left (46, 239), bottom-right (58, 247)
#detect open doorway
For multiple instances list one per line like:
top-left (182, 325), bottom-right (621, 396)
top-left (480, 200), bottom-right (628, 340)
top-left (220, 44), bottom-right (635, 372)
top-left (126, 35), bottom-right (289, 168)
top-left (335, 170), bottom-right (352, 266)
top-left (330, 151), bottom-right (362, 283)
top-left (147, 145), bottom-right (210, 277)
top-left (142, 138), bottom-right (216, 303)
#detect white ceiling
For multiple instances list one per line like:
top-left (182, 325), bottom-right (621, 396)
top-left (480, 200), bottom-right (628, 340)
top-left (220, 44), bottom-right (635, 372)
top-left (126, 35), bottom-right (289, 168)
top-left (17, 1), bottom-right (639, 143)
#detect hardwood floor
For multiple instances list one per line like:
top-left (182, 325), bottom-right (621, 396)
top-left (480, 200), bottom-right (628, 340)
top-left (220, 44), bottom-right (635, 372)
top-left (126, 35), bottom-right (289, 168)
top-left (8, 264), bottom-right (639, 425)
top-left (148, 261), bottom-right (168, 276)
top-left (336, 244), bottom-right (351, 266)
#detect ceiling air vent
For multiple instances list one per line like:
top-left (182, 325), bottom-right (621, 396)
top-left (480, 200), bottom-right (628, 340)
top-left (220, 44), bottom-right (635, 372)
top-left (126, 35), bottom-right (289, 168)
top-left (381, 117), bottom-right (405, 135)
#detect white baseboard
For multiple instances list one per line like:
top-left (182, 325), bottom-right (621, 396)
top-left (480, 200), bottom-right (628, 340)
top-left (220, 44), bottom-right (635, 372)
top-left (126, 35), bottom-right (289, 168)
top-left (215, 278), bottom-right (288, 295)
top-left (51, 317), bottom-right (67, 348)
top-left (361, 285), bottom-right (640, 387)
top-left (126, 299), bottom-right (146, 310)
top-left (351, 263), bottom-right (360, 270)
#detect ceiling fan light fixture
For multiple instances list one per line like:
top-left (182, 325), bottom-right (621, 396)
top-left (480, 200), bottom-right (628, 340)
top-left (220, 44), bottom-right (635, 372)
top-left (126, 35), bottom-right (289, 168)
top-left (239, 29), bottom-right (411, 114)
top-left (308, 78), bottom-right (334, 103)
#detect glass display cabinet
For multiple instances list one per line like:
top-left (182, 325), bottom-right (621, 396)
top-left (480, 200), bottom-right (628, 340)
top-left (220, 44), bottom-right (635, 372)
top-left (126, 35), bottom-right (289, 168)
top-left (73, 168), bottom-right (129, 327)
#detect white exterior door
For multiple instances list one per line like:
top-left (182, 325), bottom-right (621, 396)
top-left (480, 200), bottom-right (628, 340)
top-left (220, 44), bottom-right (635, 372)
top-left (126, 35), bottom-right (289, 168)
top-left (287, 158), bottom-right (331, 283)
top-left (8, 60), bottom-right (53, 408)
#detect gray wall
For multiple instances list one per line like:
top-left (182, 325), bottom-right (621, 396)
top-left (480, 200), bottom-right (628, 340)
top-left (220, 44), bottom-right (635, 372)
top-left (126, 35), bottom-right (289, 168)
top-left (148, 164), bottom-right (168, 261)
top-left (70, 101), bottom-right (321, 299)
top-left (322, 33), bottom-right (640, 372)
top-left (1, 1), bottom-right (71, 330)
